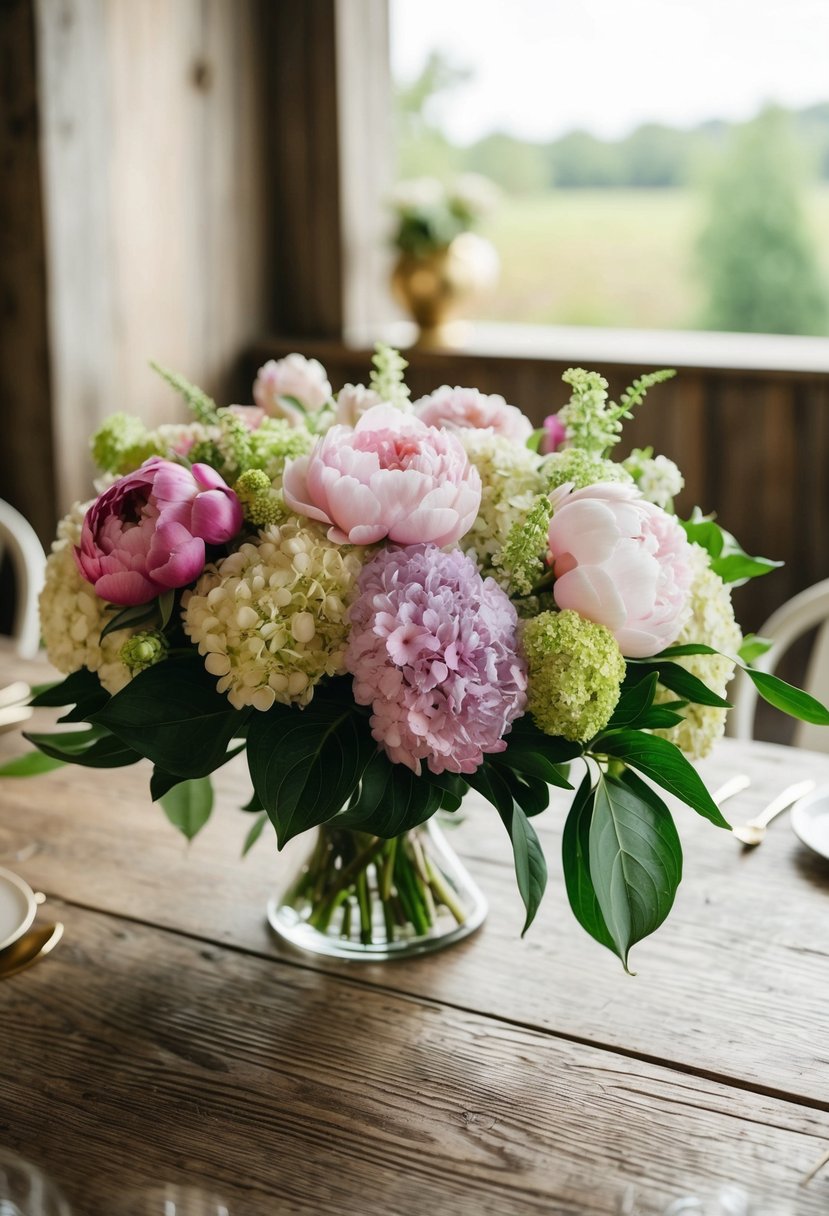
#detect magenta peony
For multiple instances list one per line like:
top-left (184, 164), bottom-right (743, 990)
top-left (547, 482), bottom-right (693, 658)
top-left (253, 354), bottom-right (332, 425)
top-left (414, 385), bottom-right (533, 443)
top-left (346, 545), bottom-right (527, 775)
top-left (540, 412), bottom-right (566, 454)
top-left (75, 458), bottom-right (242, 606)
top-left (282, 404), bottom-right (482, 547)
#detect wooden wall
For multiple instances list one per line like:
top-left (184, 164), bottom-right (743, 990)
top-left (245, 337), bottom-right (829, 633)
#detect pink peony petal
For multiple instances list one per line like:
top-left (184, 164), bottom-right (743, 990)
top-left (190, 488), bottom-right (243, 544)
top-left (94, 569), bottom-right (160, 606)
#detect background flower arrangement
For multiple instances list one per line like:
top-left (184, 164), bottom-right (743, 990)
top-left (11, 346), bottom-right (829, 969)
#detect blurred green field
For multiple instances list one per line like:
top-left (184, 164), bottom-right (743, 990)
top-left (475, 186), bottom-right (829, 330)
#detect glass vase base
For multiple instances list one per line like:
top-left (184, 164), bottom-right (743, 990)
top-left (267, 820), bottom-right (488, 962)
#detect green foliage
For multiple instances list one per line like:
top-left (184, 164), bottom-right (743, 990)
top-left (150, 361), bottom-right (220, 425)
top-left (679, 512), bottom-right (782, 585)
top-left (696, 107), bottom-right (829, 335)
top-left (0, 752), bottom-right (66, 777)
top-left (160, 777), bottom-right (214, 841)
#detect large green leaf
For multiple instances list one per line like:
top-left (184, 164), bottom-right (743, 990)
top-left (24, 726), bottom-right (141, 769)
top-left (491, 763), bottom-right (551, 817)
top-left (0, 752), bottom-right (66, 777)
top-left (605, 672), bottom-right (661, 730)
top-left (160, 776), bottom-right (214, 841)
top-left (745, 668), bottom-right (829, 726)
top-left (468, 763), bottom-right (547, 933)
top-left (679, 514), bottom-right (781, 585)
top-left (246, 695), bottom-right (374, 846)
top-left (30, 668), bottom-right (109, 722)
top-left (91, 659), bottom-right (246, 778)
top-left (335, 752), bottom-right (444, 836)
top-left (588, 770), bottom-right (683, 969)
top-left (650, 662), bottom-right (731, 709)
top-left (596, 730), bottom-right (730, 829)
top-left (561, 772), bottom-right (615, 954)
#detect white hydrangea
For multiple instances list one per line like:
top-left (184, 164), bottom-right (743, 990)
top-left (655, 544), bottom-right (742, 759)
top-left (623, 448), bottom-right (684, 509)
top-left (38, 502), bottom-right (137, 695)
top-left (182, 517), bottom-right (364, 711)
top-left (460, 431), bottom-right (547, 583)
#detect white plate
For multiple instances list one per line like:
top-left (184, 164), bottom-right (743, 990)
top-left (0, 866), bottom-right (37, 951)
top-left (791, 787), bottom-right (829, 861)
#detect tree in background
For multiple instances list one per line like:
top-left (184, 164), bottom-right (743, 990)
top-left (696, 107), bottom-right (828, 335)
top-left (395, 51), bottom-right (467, 180)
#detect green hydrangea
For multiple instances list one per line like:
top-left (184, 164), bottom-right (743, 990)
top-left (91, 413), bottom-right (152, 474)
top-left (522, 610), bottom-right (625, 742)
top-left (234, 469), bottom-right (286, 528)
top-left (543, 448), bottom-right (633, 492)
top-left (247, 418), bottom-right (313, 480)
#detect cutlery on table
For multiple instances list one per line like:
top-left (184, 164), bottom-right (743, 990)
top-left (731, 779), bottom-right (816, 846)
top-left (712, 774), bottom-right (751, 806)
top-left (0, 921), bottom-right (63, 980)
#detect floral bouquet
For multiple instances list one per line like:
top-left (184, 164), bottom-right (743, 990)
top-left (11, 346), bottom-right (828, 968)
top-left (389, 175), bottom-right (499, 257)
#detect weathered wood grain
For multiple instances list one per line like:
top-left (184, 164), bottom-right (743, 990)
top-left (2, 903), bottom-right (827, 1216)
top-left (2, 681), bottom-right (829, 1110)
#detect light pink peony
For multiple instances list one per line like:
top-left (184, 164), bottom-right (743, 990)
top-left (282, 404), bottom-right (482, 547)
top-left (334, 383), bottom-right (383, 428)
top-left (253, 354), bottom-right (332, 425)
top-left (547, 482), bottom-right (693, 658)
top-left (414, 385), bottom-right (533, 443)
top-left (75, 458), bottom-right (242, 606)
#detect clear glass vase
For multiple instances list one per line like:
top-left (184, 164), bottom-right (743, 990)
top-left (267, 818), bottom-right (487, 961)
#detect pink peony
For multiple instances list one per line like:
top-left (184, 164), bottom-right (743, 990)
top-left (227, 404), bottom-right (267, 431)
top-left (282, 404), bottom-right (482, 547)
top-left (334, 383), bottom-right (383, 428)
top-left (414, 385), bottom-right (533, 443)
top-left (547, 482), bottom-right (692, 658)
top-left (346, 545), bottom-right (527, 775)
top-left (253, 354), bottom-right (332, 425)
top-left (540, 412), bottom-right (566, 454)
top-left (75, 458), bottom-right (242, 606)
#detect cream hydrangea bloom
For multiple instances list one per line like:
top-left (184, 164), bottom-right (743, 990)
top-left (460, 431), bottom-right (546, 582)
top-left (39, 501), bottom-right (137, 694)
top-left (655, 544), bottom-right (742, 759)
top-left (183, 517), bottom-right (363, 711)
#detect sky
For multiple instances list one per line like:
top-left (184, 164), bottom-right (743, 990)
top-left (390, 0), bottom-right (829, 144)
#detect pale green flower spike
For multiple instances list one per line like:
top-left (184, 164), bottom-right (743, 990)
top-left (369, 343), bottom-right (411, 409)
top-left (494, 495), bottom-right (553, 597)
top-left (235, 469), bottom-right (286, 528)
top-left (558, 366), bottom-right (675, 457)
top-left (214, 409), bottom-right (253, 479)
top-left (91, 413), bottom-right (152, 474)
top-left (150, 361), bottom-right (220, 426)
top-left (522, 609), bottom-right (625, 743)
top-left (543, 449), bottom-right (632, 492)
top-left (120, 630), bottom-right (169, 676)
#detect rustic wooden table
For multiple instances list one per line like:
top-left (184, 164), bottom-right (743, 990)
top-left (1, 655), bottom-right (828, 1216)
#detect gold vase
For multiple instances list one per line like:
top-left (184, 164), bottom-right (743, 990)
top-left (391, 233), bottom-right (499, 347)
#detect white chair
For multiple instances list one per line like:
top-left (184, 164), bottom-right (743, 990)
top-left (0, 499), bottom-right (47, 659)
top-left (730, 578), bottom-right (829, 752)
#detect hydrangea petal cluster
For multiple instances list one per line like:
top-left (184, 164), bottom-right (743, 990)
top-left (183, 519), bottom-right (363, 711)
top-left (548, 482), bottom-right (693, 658)
top-left (522, 610), bottom-right (625, 742)
top-left (622, 448), bottom-right (685, 509)
top-left (283, 404), bottom-right (481, 547)
top-left (76, 457), bottom-right (243, 606)
top-left (39, 501), bottom-right (140, 694)
top-left (655, 545), bottom-right (742, 758)
top-left (253, 354), bottom-right (332, 424)
top-left (414, 385), bottom-right (533, 443)
top-left (459, 430), bottom-right (546, 582)
top-left (92, 413), bottom-right (211, 476)
top-left (346, 545), bottom-right (527, 775)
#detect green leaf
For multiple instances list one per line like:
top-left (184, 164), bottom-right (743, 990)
top-left (526, 427), bottom-right (545, 453)
top-left (650, 662), bottom-right (731, 709)
top-left (738, 634), bottom-right (773, 665)
top-left (99, 601), bottom-right (158, 641)
top-left (158, 590), bottom-right (176, 629)
top-left (246, 693), bottom-right (374, 846)
top-left (159, 776), bottom-right (214, 841)
top-left (745, 668), bottom-right (829, 726)
top-left (679, 515), bottom-right (781, 585)
top-left (30, 668), bottom-right (108, 723)
top-left (596, 730), bottom-right (730, 829)
top-left (24, 727), bottom-right (142, 769)
top-left (561, 772), bottom-right (615, 953)
top-left (653, 643), bottom-right (720, 659)
top-left (710, 552), bottom-right (782, 584)
top-left (605, 672), bottom-right (660, 730)
top-left (499, 735), bottom-right (574, 788)
top-left (240, 791), bottom-right (263, 814)
top-left (498, 799), bottom-right (548, 936)
top-left (506, 715), bottom-right (583, 767)
top-left (335, 753), bottom-right (443, 836)
top-left (588, 770), bottom-right (683, 969)
top-left (491, 763), bottom-right (551, 817)
top-left (0, 752), bottom-right (66, 777)
top-left (150, 767), bottom-right (182, 802)
top-left (242, 811), bottom-right (269, 856)
top-left (91, 659), bottom-right (247, 778)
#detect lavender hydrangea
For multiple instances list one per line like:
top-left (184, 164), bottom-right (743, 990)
top-left (345, 545), bottom-right (527, 776)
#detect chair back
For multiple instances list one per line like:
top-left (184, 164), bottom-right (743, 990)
top-left (730, 578), bottom-right (829, 752)
top-left (0, 499), bottom-right (47, 658)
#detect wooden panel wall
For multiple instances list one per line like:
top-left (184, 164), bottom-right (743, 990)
top-left (245, 338), bottom-right (829, 633)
